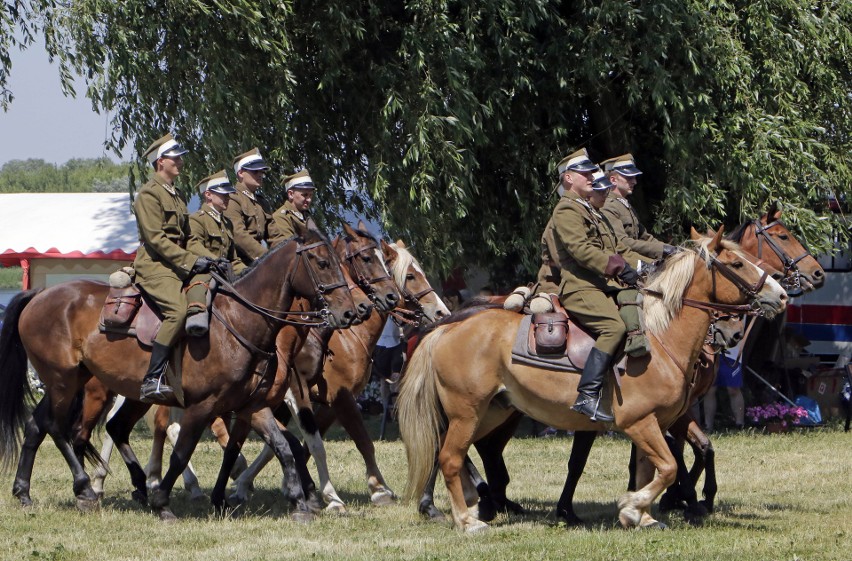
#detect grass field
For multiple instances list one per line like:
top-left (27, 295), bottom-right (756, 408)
top-left (1, 420), bottom-right (850, 561)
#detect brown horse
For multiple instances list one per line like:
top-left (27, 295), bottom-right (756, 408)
top-left (0, 228), bottom-right (358, 520)
top-left (398, 230), bottom-right (787, 532)
top-left (229, 239), bottom-right (450, 509)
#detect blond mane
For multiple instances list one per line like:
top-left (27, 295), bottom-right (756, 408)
top-left (389, 243), bottom-right (416, 288)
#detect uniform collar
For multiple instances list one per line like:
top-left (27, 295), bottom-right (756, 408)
top-left (202, 203), bottom-right (221, 223)
top-left (236, 181), bottom-right (257, 202)
top-left (153, 173), bottom-right (177, 196)
top-left (283, 200), bottom-right (306, 221)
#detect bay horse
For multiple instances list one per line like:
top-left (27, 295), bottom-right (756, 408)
top-left (228, 238), bottom-right (450, 510)
top-left (398, 230), bottom-right (787, 532)
top-left (0, 228), bottom-right (358, 520)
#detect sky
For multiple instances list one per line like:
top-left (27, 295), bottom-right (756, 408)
top-left (0, 40), bottom-right (128, 166)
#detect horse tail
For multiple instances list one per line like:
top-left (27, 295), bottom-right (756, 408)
top-left (398, 325), bottom-right (448, 501)
top-left (0, 289), bottom-right (41, 469)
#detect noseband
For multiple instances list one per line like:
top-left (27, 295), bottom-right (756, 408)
top-left (342, 237), bottom-right (394, 306)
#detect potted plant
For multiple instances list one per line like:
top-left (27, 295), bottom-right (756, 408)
top-left (746, 402), bottom-right (810, 433)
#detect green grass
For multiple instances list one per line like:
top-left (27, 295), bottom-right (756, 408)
top-left (1, 422), bottom-right (850, 561)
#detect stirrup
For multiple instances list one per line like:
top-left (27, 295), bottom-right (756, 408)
top-left (139, 376), bottom-right (175, 404)
top-left (571, 394), bottom-right (614, 423)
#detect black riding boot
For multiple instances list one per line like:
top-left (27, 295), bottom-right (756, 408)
top-left (571, 348), bottom-right (614, 422)
top-left (139, 342), bottom-right (175, 404)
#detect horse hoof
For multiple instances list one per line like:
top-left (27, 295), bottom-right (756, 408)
top-left (76, 497), bottom-right (100, 513)
top-left (291, 511), bottom-right (315, 524)
top-left (502, 499), bottom-right (525, 515)
top-left (189, 490), bottom-right (207, 502)
top-left (478, 503), bottom-right (497, 523)
top-left (370, 490), bottom-right (397, 506)
top-left (639, 520), bottom-right (668, 530)
top-left (325, 502), bottom-right (347, 514)
top-left (698, 499), bottom-right (715, 514)
top-left (159, 508), bottom-right (178, 523)
top-left (464, 520), bottom-right (490, 534)
top-left (556, 509), bottom-right (584, 527)
top-left (131, 490), bottom-right (148, 506)
top-left (17, 495), bottom-right (33, 508)
top-left (306, 494), bottom-right (324, 514)
top-left (149, 489), bottom-right (169, 509)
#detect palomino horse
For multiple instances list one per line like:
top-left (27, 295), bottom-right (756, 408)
top-left (0, 228), bottom-right (357, 520)
top-left (88, 223), bottom-right (398, 504)
top-left (229, 239), bottom-right (450, 509)
top-left (398, 230), bottom-right (787, 532)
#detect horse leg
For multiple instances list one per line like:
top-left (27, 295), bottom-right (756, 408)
top-left (686, 422), bottom-right (717, 513)
top-left (325, 390), bottom-right (398, 505)
top-left (105, 398), bottom-right (154, 506)
top-left (555, 430), bottom-right (598, 526)
top-left (660, 417), bottom-right (709, 524)
top-left (439, 417), bottom-right (487, 533)
top-left (149, 406), bottom-right (212, 521)
top-left (12, 397), bottom-right (50, 507)
top-left (284, 388), bottom-right (346, 513)
top-left (249, 407), bottom-right (316, 523)
top-left (417, 456), bottom-right (447, 521)
top-left (162, 418), bottom-right (207, 501)
top-left (210, 416), bottom-right (248, 479)
top-left (211, 416), bottom-right (251, 514)
top-left (472, 413), bottom-right (524, 516)
top-left (143, 405), bottom-right (169, 493)
top-left (618, 418), bottom-right (678, 529)
top-left (91, 395), bottom-right (125, 498)
top-left (229, 442), bottom-right (274, 504)
top-left (460, 456), bottom-right (484, 520)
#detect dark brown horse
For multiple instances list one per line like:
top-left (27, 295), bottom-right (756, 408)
top-left (0, 228), bottom-right (358, 520)
top-left (229, 239), bottom-right (449, 509)
top-left (399, 231), bottom-right (787, 531)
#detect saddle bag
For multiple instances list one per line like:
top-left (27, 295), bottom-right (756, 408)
top-left (101, 286), bottom-right (143, 328)
top-left (531, 312), bottom-right (569, 355)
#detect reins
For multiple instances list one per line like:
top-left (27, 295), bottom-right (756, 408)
top-left (751, 219), bottom-right (813, 291)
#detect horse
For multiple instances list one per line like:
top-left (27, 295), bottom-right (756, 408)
top-left (0, 227), bottom-right (358, 521)
top-left (228, 238), bottom-right (450, 509)
top-left (398, 229), bottom-right (787, 532)
top-left (87, 223), bottom-right (399, 504)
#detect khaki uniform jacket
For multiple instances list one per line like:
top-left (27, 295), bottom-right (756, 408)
top-left (222, 185), bottom-right (272, 263)
top-left (601, 192), bottom-right (665, 259)
top-left (537, 220), bottom-right (566, 294)
top-left (133, 173), bottom-right (196, 281)
top-left (552, 191), bottom-right (650, 296)
top-left (269, 200), bottom-right (311, 245)
top-left (188, 204), bottom-right (247, 275)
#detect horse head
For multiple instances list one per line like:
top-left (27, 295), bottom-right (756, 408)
top-left (702, 226), bottom-right (788, 318)
top-left (288, 222), bottom-right (358, 329)
top-left (335, 222), bottom-right (402, 314)
top-left (731, 201), bottom-right (825, 294)
top-left (381, 239), bottom-right (450, 325)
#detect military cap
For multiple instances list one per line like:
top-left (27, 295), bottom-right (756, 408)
top-left (143, 133), bottom-right (189, 165)
top-left (591, 170), bottom-right (614, 191)
top-left (284, 169), bottom-right (315, 191)
top-left (196, 170), bottom-right (236, 196)
top-left (600, 153), bottom-right (642, 176)
top-left (557, 148), bottom-right (599, 175)
top-left (233, 148), bottom-right (271, 174)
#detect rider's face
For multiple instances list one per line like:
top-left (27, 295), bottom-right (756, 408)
top-left (610, 172), bottom-right (636, 196)
top-left (566, 169), bottom-right (595, 198)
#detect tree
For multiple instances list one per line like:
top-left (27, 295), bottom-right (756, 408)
top-left (0, 158), bottom-right (130, 192)
top-left (25, 0), bottom-right (852, 281)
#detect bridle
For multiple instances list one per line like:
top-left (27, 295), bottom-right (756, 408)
top-left (750, 219), bottom-right (813, 292)
top-left (387, 260), bottom-right (438, 327)
top-left (341, 236), bottom-right (395, 308)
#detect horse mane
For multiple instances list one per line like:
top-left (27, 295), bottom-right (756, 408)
top-left (725, 221), bottom-right (750, 243)
top-left (643, 237), bottom-right (744, 334)
top-left (389, 242), bottom-right (416, 288)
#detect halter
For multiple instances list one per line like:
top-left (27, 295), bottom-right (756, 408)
top-left (701, 247), bottom-right (769, 309)
top-left (342, 236), bottom-right (394, 306)
top-left (751, 219), bottom-right (812, 291)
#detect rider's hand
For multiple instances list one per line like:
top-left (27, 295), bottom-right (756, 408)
top-left (618, 263), bottom-right (640, 287)
top-left (191, 256), bottom-right (213, 275)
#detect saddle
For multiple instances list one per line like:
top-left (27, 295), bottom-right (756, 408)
top-left (98, 284), bottom-right (163, 347)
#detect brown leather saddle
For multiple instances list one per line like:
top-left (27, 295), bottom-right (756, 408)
top-left (98, 285), bottom-right (162, 347)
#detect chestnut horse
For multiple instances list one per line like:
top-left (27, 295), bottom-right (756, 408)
top-left (0, 229), bottom-right (357, 520)
top-left (229, 239), bottom-right (450, 509)
top-left (399, 231), bottom-right (787, 532)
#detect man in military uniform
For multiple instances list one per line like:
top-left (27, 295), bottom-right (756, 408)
top-left (224, 148), bottom-right (273, 265)
top-left (134, 133), bottom-right (213, 403)
top-left (600, 153), bottom-right (674, 260)
top-left (551, 148), bottom-right (651, 422)
top-left (185, 170), bottom-right (248, 336)
top-left (268, 169), bottom-right (315, 244)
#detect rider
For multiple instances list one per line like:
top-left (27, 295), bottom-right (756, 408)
top-left (599, 153), bottom-right (674, 260)
top-left (550, 148), bottom-right (651, 422)
top-left (135, 133), bottom-right (212, 403)
top-left (224, 147), bottom-right (273, 266)
top-left (185, 170), bottom-right (248, 336)
top-left (268, 169), bottom-right (316, 244)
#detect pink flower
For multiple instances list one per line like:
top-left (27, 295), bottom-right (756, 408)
top-left (746, 402), bottom-right (809, 426)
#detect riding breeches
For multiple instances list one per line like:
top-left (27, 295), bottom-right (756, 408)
top-left (559, 289), bottom-right (626, 356)
top-left (138, 276), bottom-right (187, 347)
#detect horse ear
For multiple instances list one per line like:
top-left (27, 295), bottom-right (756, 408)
top-left (689, 226), bottom-right (702, 240)
top-left (765, 200), bottom-right (781, 222)
top-left (357, 219), bottom-right (368, 231)
top-left (342, 223), bottom-right (357, 238)
top-left (707, 226), bottom-right (725, 253)
top-left (381, 239), bottom-right (397, 260)
top-left (395, 239), bottom-right (407, 249)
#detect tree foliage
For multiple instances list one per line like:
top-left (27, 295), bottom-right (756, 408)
top-left (0, 158), bottom-right (130, 193)
top-left (16, 0), bottom-right (852, 283)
